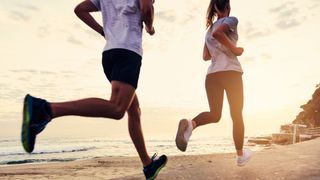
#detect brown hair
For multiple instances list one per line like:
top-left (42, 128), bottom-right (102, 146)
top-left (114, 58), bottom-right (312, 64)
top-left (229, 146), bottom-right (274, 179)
top-left (206, 0), bottom-right (230, 28)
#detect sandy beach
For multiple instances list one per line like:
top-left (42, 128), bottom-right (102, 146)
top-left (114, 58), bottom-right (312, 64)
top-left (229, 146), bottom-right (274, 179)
top-left (0, 138), bottom-right (319, 180)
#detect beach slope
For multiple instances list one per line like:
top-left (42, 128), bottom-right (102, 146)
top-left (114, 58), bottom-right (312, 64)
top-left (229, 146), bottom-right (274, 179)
top-left (1, 138), bottom-right (319, 180)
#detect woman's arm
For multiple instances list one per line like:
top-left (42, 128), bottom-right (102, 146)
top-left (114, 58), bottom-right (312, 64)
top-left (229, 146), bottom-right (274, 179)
top-left (203, 43), bottom-right (211, 61)
top-left (74, 0), bottom-right (104, 37)
top-left (212, 24), bottom-right (243, 56)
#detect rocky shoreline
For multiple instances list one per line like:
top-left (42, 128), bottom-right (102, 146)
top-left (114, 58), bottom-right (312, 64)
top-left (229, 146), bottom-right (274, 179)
top-left (249, 84), bottom-right (320, 146)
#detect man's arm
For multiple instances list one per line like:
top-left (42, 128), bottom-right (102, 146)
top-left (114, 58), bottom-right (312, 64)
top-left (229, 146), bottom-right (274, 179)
top-left (140, 0), bottom-right (155, 35)
top-left (212, 24), bottom-right (243, 56)
top-left (74, 0), bottom-right (104, 37)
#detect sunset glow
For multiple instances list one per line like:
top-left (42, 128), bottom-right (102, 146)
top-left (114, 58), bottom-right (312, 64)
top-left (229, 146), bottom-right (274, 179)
top-left (1, 0), bottom-right (320, 138)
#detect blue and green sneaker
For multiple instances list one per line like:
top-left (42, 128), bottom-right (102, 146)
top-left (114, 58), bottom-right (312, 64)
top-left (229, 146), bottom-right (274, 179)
top-left (22, 94), bottom-right (52, 153)
top-left (143, 153), bottom-right (167, 180)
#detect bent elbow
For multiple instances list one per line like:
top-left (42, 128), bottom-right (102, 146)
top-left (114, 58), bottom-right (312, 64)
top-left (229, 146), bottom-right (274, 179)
top-left (74, 5), bottom-right (81, 15)
top-left (203, 51), bottom-right (212, 61)
top-left (74, 4), bottom-right (88, 16)
top-left (203, 56), bottom-right (211, 61)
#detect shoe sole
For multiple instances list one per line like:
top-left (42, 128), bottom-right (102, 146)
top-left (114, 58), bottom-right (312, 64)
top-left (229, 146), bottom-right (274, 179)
top-left (175, 119), bottom-right (188, 152)
top-left (147, 156), bottom-right (168, 180)
top-left (21, 95), bottom-right (34, 153)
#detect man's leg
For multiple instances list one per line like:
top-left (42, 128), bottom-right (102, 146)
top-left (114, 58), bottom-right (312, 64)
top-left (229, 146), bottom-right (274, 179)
top-left (127, 94), bottom-right (152, 167)
top-left (50, 81), bottom-right (135, 120)
top-left (22, 81), bottom-right (135, 153)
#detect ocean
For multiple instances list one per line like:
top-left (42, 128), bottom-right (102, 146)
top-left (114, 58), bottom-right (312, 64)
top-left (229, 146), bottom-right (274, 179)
top-left (0, 136), bottom-right (266, 166)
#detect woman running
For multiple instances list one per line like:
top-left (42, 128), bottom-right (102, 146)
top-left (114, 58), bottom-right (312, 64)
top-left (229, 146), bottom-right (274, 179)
top-left (175, 0), bottom-right (252, 166)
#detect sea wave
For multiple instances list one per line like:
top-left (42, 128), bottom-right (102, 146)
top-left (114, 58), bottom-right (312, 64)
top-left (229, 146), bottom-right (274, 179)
top-left (0, 139), bottom-right (18, 143)
top-left (1, 158), bottom-right (77, 165)
top-left (0, 146), bottom-right (96, 157)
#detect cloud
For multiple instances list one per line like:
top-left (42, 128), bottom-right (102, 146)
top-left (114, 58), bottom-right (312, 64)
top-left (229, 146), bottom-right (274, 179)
top-left (181, 13), bottom-right (196, 24)
top-left (278, 7), bottom-right (299, 18)
top-left (261, 53), bottom-right (272, 60)
top-left (16, 4), bottom-right (39, 12)
top-left (85, 30), bottom-right (102, 38)
top-left (180, 6), bottom-right (198, 24)
top-left (8, 3), bottom-right (40, 22)
top-left (9, 11), bottom-right (30, 21)
top-left (275, 19), bottom-right (300, 29)
top-left (156, 10), bottom-right (176, 22)
top-left (268, 2), bottom-right (302, 30)
top-left (306, 0), bottom-right (320, 11)
top-left (67, 36), bottom-right (84, 46)
top-left (37, 25), bottom-right (50, 38)
top-left (242, 22), bottom-right (271, 40)
top-left (308, 3), bottom-right (319, 10)
top-left (72, 23), bottom-right (102, 38)
top-left (310, 0), bottom-right (320, 3)
top-left (269, 3), bottom-right (288, 13)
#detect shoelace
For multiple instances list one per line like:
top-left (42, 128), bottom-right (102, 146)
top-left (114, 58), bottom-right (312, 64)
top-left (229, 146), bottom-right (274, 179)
top-left (143, 153), bottom-right (159, 171)
top-left (151, 153), bottom-right (158, 161)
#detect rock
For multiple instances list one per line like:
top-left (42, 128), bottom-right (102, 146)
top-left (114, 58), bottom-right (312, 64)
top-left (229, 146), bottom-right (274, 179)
top-left (293, 86), bottom-right (320, 127)
top-left (248, 138), bottom-right (272, 145)
top-left (272, 133), bottom-right (293, 145)
top-left (299, 134), bottom-right (312, 142)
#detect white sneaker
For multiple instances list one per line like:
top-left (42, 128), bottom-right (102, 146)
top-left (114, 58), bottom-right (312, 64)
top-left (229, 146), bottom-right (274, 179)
top-left (175, 119), bottom-right (192, 152)
top-left (236, 148), bottom-right (252, 166)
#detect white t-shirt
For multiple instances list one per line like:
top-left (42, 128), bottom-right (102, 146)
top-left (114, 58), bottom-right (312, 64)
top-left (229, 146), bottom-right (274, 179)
top-left (91, 0), bottom-right (143, 56)
top-left (205, 16), bottom-right (243, 74)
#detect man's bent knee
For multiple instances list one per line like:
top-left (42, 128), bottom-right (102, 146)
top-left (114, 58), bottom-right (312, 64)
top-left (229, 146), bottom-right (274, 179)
top-left (112, 108), bottom-right (126, 120)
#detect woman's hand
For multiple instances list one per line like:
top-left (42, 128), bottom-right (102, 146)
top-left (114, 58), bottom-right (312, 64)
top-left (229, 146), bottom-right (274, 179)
top-left (212, 24), bottom-right (244, 57)
top-left (232, 47), bottom-right (244, 56)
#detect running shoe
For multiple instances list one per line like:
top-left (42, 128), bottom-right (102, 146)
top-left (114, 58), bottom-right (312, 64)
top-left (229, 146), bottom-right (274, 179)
top-left (143, 153), bottom-right (167, 180)
top-left (236, 148), bottom-right (252, 166)
top-left (21, 94), bottom-right (52, 153)
top-left (175, 119), bottom-right (190, 151)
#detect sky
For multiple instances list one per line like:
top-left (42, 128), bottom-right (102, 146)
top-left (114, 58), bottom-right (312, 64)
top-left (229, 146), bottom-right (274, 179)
top-left (0, 0), bottom-right (320, 139)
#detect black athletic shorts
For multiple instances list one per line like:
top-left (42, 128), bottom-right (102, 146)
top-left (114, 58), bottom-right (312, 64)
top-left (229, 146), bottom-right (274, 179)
top-left (102, 49), bottom-right (142, 89)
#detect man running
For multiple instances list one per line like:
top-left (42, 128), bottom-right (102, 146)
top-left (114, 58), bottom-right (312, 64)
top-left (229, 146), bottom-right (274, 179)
top-left (21, 0), bottom-right (167, 179)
